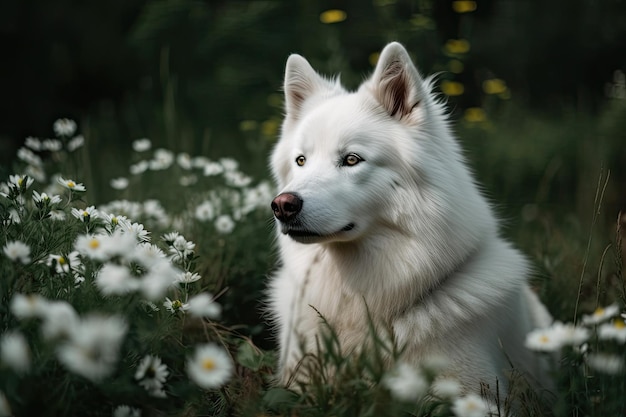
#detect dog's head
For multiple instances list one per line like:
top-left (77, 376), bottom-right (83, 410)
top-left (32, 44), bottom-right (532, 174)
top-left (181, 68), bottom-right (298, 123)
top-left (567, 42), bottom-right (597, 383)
top-left (270, 42), bottom-right (492, 247)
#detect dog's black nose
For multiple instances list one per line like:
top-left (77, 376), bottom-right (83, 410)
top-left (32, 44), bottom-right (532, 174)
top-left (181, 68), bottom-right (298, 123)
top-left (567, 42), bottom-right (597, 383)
top-left (271, 193), bottom-right (302, 222)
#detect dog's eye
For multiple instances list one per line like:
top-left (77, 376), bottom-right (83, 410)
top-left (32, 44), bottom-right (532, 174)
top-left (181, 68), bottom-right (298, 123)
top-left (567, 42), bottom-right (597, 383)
top-left (343, 153), bottom-right (363, 167)
top-left (295, 155), bottom-right (306, 166)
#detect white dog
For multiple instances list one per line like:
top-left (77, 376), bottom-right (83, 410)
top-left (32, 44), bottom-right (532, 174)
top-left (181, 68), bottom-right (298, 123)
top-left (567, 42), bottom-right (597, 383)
top-left (268, 42), bottom-right (552, 395)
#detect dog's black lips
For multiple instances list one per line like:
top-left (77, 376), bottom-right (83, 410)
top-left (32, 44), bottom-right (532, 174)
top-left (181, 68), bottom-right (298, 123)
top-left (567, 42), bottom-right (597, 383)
top-left (284, 223), bottom-right (355, 238)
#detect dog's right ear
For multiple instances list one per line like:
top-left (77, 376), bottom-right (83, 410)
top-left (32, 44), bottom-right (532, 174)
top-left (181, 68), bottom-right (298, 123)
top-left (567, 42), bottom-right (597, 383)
top-left (284, 54), bottom-right (336, 120)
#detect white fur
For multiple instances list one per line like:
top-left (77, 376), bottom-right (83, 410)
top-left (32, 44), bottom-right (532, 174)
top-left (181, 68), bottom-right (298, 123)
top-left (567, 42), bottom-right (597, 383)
top-left (268, 42), bottom-right (551, 393)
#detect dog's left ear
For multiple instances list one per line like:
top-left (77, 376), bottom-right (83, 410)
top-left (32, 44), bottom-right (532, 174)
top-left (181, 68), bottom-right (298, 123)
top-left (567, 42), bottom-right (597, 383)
top-left (370, 42), bottom-right (425, 119)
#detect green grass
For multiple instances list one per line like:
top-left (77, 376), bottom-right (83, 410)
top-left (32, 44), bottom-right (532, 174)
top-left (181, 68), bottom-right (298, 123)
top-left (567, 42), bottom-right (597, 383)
top-left (1, 99), bottom-right (625, 416)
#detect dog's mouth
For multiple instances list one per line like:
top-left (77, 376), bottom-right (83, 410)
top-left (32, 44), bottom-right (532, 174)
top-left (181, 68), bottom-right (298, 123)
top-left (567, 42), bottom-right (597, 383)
top-left (282, 223), bottom-right (355, 242)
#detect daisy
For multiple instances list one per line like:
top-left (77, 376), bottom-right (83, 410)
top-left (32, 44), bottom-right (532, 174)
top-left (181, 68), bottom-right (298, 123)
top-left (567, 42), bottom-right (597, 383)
top-left (382, 362), bottom-right (428, 402)
top-left (32, 190), bottom-right (62, 207)
top-left (149, 149), bottom-right (174, 170)
top-left (186, 343), bottom-right (233, 389)
top-left (17, 147), bottom-right (43, 167)
top-left (431, 377), bottom-right (462, 399)
top-left (66, 135), bottom-right (85, 152)
top-left (58, 176), bottom-right (86, 192)
top-left (451, 393), bottom-right (489, 417)
top-left (161, 232), bottom-right (181, 244)
top-left (139, 260), bottom-right (180, 300)
top-left (219, 157), bottom-right (239, 172)
top-left (176, 271), bottom-right (201, 284)
top-left (582, 304), bottom-right (621, 325)
top-left (132, 243), bottom-right (167, 268)
top-left (25, 136), bottom-right (42, 151)
top-left (224, 171), bottom-right (252, 188)
top-left (71, 206), bottom-right (99, 222)
top-left (214, 214), bottom-right (235, 234)
top-left (10, 293), bottom-right (48, 320)
top-left (53, 118), bottom-right (77, 137)
top-left (0, 331), bottom-right (31, 374)
top-left (552, 321), bottom-right (590, 347)
top-left (123, 222), bottom-right (150, 243)
top-left (101, 229), bottom-right (137, 260)
top-left (135, 354), bottom-right (169, 398)
top-left (56, 314), bottom-right (128, 382)
top-left (598, 319), bottom-right (626, 343)
top-left (132, 138), bottom-right (152, 152)
top-left (75, 234), bottom-right (111, 261)
top-left (525, 326), bottom-right (564, 352)
top-left (110, 177), bottom-right (129, 190)
top-left (101, 212), bottom-right (132, 232)
top-left (8, 174), bottom-right (34, 192)
top-left (203, 162), bottom-right (224, 176)
top-left (3, 240), bottom-right (31, 264)
top-left (177, 152), bottom-right (192, 170)
top-left (169, 236), bottom-right (195, 263)
top-left (46, 252), bottom-right (81, 275)
top-left (179, 175), bottom-right (198, 187)
top-left (163, 297), bottom-right (189, 314)
top-left (187, 293), bottom-right (222, 319)
top-left (129, 160), bottom-right (149, 175)
top-left (41, 300), bottom-right (79, 340)
top-left (42, 139), bottom-right (63, 152)
top-left (586, 352), bottom-right (625, 375)
top-left (195, 200), bottom-right (215, 222)
top-left (95, 263), bottom-right (138, 296)
top-left (113, 405), bottom-right (141, 417)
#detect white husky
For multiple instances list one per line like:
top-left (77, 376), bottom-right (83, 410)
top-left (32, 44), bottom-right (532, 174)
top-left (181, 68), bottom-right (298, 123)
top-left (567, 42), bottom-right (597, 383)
top-left (268, 42), bottom-right (552, 394)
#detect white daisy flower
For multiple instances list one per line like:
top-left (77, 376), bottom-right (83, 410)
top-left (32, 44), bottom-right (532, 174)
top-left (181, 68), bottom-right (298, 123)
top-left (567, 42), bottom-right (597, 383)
top-left (139, 260), bottom-right (180, 300)
top-left (552, 321), bottom-right (590, 347)
top-left (101, 212), bottom-right (132, 232)
top-left (131, 243), bottom-right (167, 268)
top-left (179, 175), bottom-right (197, 187)
top-left (122, 222), bottom-right (150, 243)
top-left (525, 325), bottom-right (564, 352)
top-left (186, 343), bottom-right (233, 389)
top-left (163, 297), bottom-right (189, 314)
top-left (10, 293), bottom-right (48, 320)
top-left (224, 171), bottom-right (252, 188)
top-left (71, 206), bottom-right (99, 222)
top-left (49, 209), bottom-right (66, 221)
top-left (75, 234), bottom-right (111, 261)
top-left (32, 190), bottom-right (62, 207)
top-left (214, 214), bottom-right (235, 234)
top-left (3, 240), bottom-right (31, 264)
top-left (451, 393), bottom-right (489, 417)
top-left (431, 377), bottom-right (462, 399)
top-left (382, 362), bottom-right (428, 402)
top-left (219, 157), bottom-right (239, 172)
top-left (203, 162), bottom-right (224, 176)
top-left (41, 300), bottom-right (79, 340)
top-left (66, 135), bottom-right (85, 152)
top-left (195, 200), bottom-right (215, 221)
top-left (582, 304), bottom-right (621, 325)
top-left (53, 118), bottom-right (77, 137)
top-left (56, 315), bottom-right (128, 382)
top-left (0, 331), bottom-right (31, 374)
top-left (58, 176), bottom-right (86, 192)
top-left (598, 319), bottom-right (626, 343)
top-left (110, 177), bottom-right (129, 190)
top-left (132, 138), bottom-right (152, 152)
top-left (177, 152), bottom-right (192, 170)
top-left (169, 236), bottom-right (195, 263)
top-left (176, 271), bottom-right (201, 284)
top-left (192, 156), bottom-right (210, 168)
top-left (8, 174), bottom-right (34, 192)
top-left (17, 147), bottom-right (43, 167)
top-left (135, 355), bottom-right (169, 398)
top-left (161, 232), bottom-right (180, 244)
top-left (25, 136), bottom-right (42, 151)
top-left (42, 139), bottom-right (63, 152)
top-left (113, 405), bottom-right (141, 417)
top-left (46, 252), bottom-right (81, 275)
top-left (101, 229), bottom-right (138, 260)
top-left (149, 148), bottom-right (174, 170)
top-left (586, 352), bottom-right (625, 375)
top-left (130, 160), bottom-right (149, 175)
top-left (95, 263), bottom-right (139, 296)
top-left (187, 293), bottom-right (222, 319)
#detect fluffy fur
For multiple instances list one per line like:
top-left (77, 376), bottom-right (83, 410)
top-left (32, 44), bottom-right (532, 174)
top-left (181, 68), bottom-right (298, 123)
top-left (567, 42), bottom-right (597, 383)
top-left (268, 42), bottom-right (552, 393)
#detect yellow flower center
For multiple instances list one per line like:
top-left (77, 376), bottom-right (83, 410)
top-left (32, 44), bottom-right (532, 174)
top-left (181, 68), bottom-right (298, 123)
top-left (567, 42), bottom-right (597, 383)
top-left (58, 257), bottom-right (66, 265)
top-left (539, 335), bottom-right (550, 344)
top-left (89, 239), bottom-right (100, 249)
top-left (594, 307), bottom-right (605, 317)
top-left (172, 300), bottom-right (182, 309)
top-left (112, 217), bottom-right (118, 225)
top-left (83, 211), bottom-right (89, 217)
top-left (614, 320), bottom-right (626, 329)
top-left (67, 180), bottom-right (76, 188)
top-left (17, 178), bottom-right (23, 186)
top-left (202, 358), bottom-right (216, 371)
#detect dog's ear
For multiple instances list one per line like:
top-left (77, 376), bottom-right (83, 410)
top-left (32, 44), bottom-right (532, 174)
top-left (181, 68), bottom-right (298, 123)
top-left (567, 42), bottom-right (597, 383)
top-left (284, 54), bottom-right (337, 120)
top-left (370, 42), bottom-right (425, 119)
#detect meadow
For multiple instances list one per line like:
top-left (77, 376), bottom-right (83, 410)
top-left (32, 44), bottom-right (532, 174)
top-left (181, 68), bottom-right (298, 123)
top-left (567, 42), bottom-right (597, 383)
top-left (1, 1), bottom-right (626, 416)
